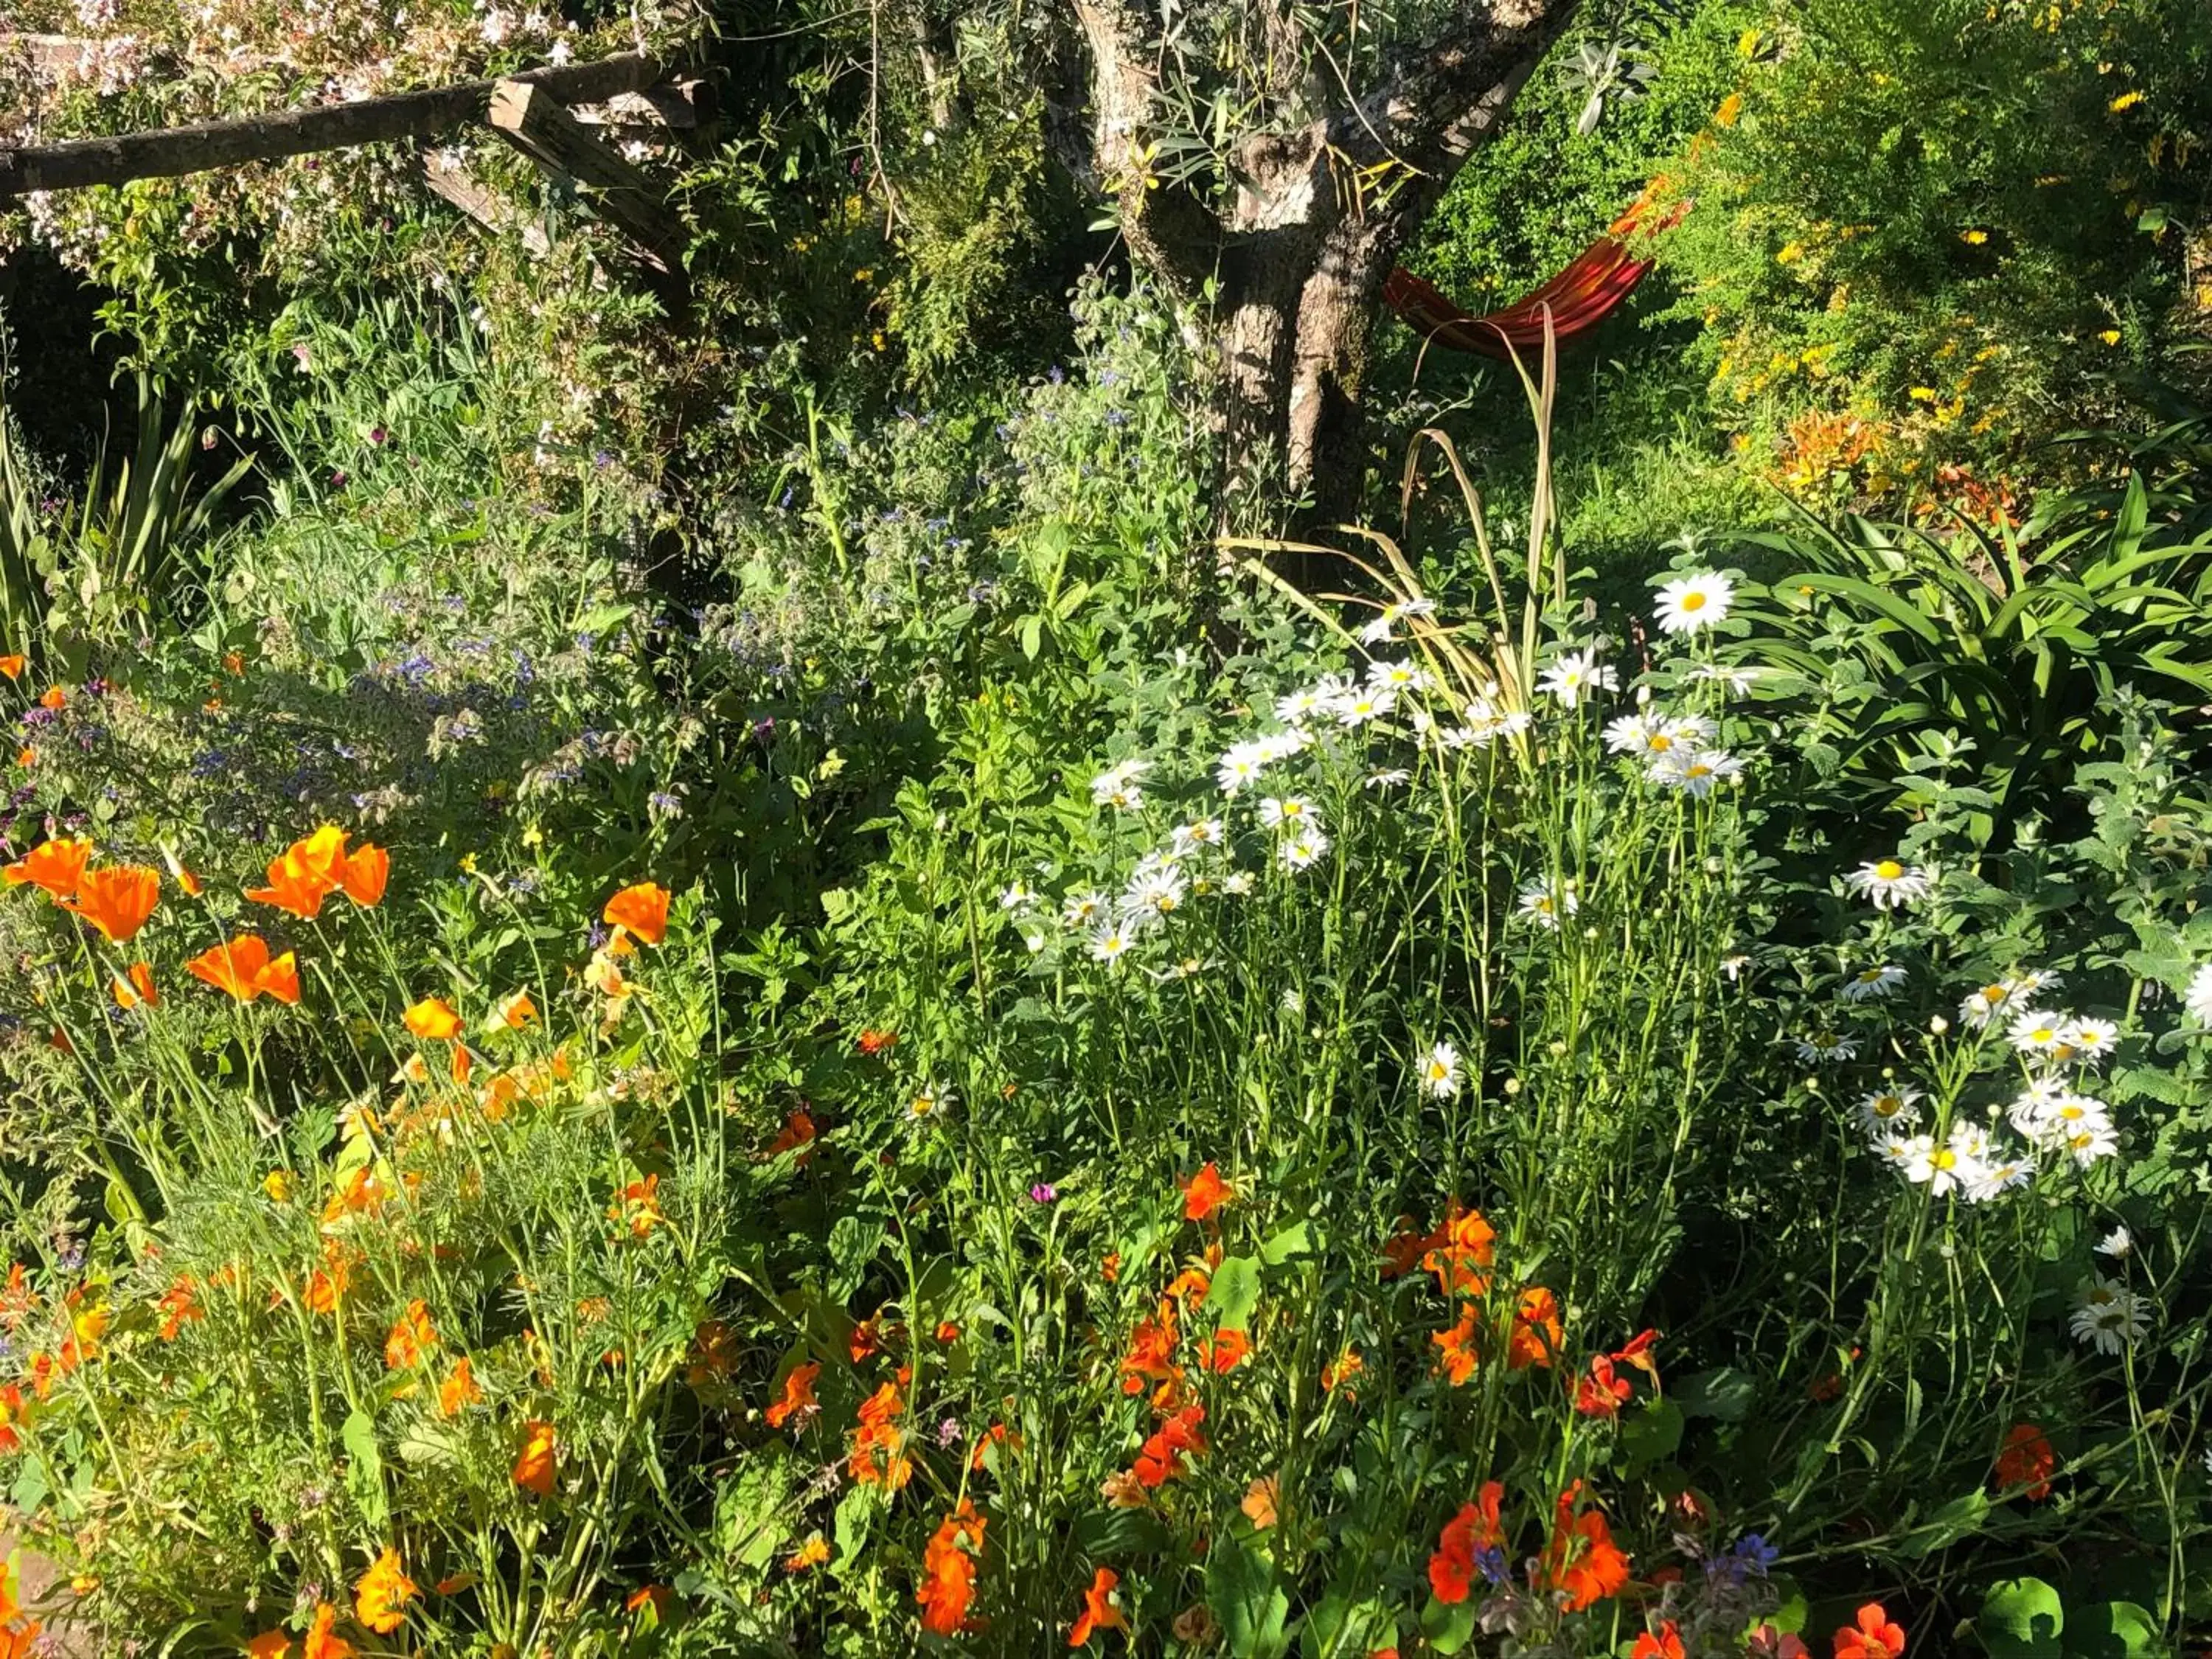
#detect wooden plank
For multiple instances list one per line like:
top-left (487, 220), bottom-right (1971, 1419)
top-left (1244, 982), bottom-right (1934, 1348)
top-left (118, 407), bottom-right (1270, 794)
top-left (486, 78), bottom-right (686, 284)
top-left (0, 52), bottom-right (664, 200)
top-left (571, 80), bottom-right (710, 130)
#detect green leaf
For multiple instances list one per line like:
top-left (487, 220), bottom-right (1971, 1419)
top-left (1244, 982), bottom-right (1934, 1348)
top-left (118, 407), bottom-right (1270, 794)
top-left (1898, 1489), bottom-right (1990, 1558)
top-left (1207, 1535), bottom-right (1291, 1658)
top-left (1674, 1366), bottom-right (1758, 1422)
top-left (1259, 1222), bottom-right (1312, 1265)
top-left (1617, 1398), bottom-right (1683, 1474)
top-left (1978, 1577), bottom-right (2064, 1658)
top-left (2066, 1600), bottom-right (2161, 1659)
top-left (1419, 1596), bottom-right (1477, 1655)
top-left (1204, 1256), bottom-right (1265, 1332)
top-left (341, 1408), bottom-right (388, 1530)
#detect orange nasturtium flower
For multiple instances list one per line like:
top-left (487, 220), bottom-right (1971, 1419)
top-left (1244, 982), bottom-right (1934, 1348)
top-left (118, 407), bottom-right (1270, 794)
top-left (1178, 1161), bottom-right (1231, 1221)
top-left (1431, 1304), bottom-right (1482, 1386)
top-left (302, 1601), bottom-right (355, 1659)
top-left (1131, 1402), bottom-right (1207, 1488)
top-left (1507, 1287), bottom-right (1564, 1371)
top-left (1069, 1566), bottom-right (1127, 1646)
top-left (1422, 1206), bottom-right (1497, 1297)
top-left (916, 1498), bottom-right (986, 1636)
top-left (624, 1585), bottom-right (672, 1618)
top-left (765, 1361), bottom-right (822, 1430)
top-left (486, 989), bottom-right (538, 1031)
top-left (383, 1299), bottom-right (439, 1370)
top-left (402, 996), bottom-right (462, 1040)
top-left (513, 1419), bottom-right (557, 1497)
top-left (857, 1027), bottom-right (898, 1055)
top-left (438, 1357), bottom-right (484, 1417)
top-left (243, 1627), bottom-right (291, 1658)
top-left (1198, 1326), bottom-right (1251, 1374)
top-left (111, 962), bottom-right (159, 1010)
top-left (186, 935), bottom-right (301, 1004)
top-left (1994, 1423), bottom-right (2056, 1500)
top-left (337, 842), bottom-right (389, 908)
top-left (785, 1533), bottom-right (832, 1573)
top-left (354, 1547), bottom-right (419, 1635)
top-left (1833, 1604), bottom-right (1907, 1659)
top-left (59, 864), bottom-right (161, 943)
top-left (1428, 1480), bottom-right (1506, 1604)
top-left (609, 1175), bottom-right (664, 1238)
top-left (603, 880), bottom-right (672, 945)
top-left (765, 1109), bottom-right (818, 1158)
top-left (38, 685), bottom-right (65, 710)
top-left (1538, 1484), bottom-right (1632, 1612)
top-left (0, 655), bottom-right (23, 679)
top-left (848, 1380), bottom-right (912, 1489)
top-left (3, 837), bottom-right (92, 900)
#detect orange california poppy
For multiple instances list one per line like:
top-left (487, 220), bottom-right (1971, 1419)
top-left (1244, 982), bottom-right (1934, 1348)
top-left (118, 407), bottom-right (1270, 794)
top-left (487, 990), bottom-right (538, 1031)
top-left (383, 1299), bottom-right (439, 1370)
top-left (13, 748), bottom-right (32, 769)
top-left (1507, 1287), bottom-right (1564, 1371)
top-left (513, 1419), bottom-right (557, 1497)
top-left (438, 1357), bottom-right (484, 1417)
top-left (625, 1585), bottom-right (672, 1618)
top-left (603, 880), bottom-right (671, 945)
top-left (916, 1499), bottom-right (986, 1636)
top-left (765, 1361), bottom-right (821, 1430)
top-left (246, 827), bottom-right (349, 919)
top-left (0, 655), bottom-right (24, 679)
top-left (3, 837), bottom-right (91, 900)
top-left (38, 685), bottom-right (65, 709)
top-left (186, 935), bottom-right (272, 1001)
top-left (403, 997), bottom-right (462, 1040)
top-left (112, 961), bottom-right (159, 1010)
top-left (302, 1601), bottom-right (354, 1659)
top-left (338, 843), bottom-right (388, 907)
top-left (60, 864), bottom-right (161, 943)
top-left (1178, 1162), bottom-right (1231, 1221)
top-left (1069, 1566), bottom-right (1127, 1646)
top-left (353, 1547), bottom-right (418, 1635)
top-left (257, 950), bottom-right (302, 1005)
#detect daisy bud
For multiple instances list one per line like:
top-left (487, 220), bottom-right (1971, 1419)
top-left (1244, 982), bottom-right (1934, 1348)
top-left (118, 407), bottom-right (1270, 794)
top-left (1930, 1015), bottom-right (1950, 1034)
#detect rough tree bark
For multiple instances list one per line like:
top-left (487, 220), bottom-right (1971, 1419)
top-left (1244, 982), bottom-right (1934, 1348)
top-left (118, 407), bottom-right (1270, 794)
top-left (1069, 0), bottom-right (1581, 529)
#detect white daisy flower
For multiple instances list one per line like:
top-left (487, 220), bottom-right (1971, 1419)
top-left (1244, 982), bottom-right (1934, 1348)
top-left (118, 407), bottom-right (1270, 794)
top-left (1355, 599), bottom-right (1436, 645)
top-left (1515, 880), bottom-right (1578, 930)
top-left (1840, 964), bottom-right (1907, 1003)
top-left (1061, 888), bottom-right (1108, 927)
top-left (1792, 1031), bottom-right (1859, 1065)
top-left (1335, 686), bottom-right (1397, 726)
top-left (1874, 1132), bottom-right (1919, 1171)
top-left (1844, 857), bottom-right (1933, 911)
top-left (1277, 830), bottom-right (1330, 872)
top-left (1904, 1133), bottom-right (1974, 1196)
top-left (1222, 871), bottom-right (1256, 896)
top-left (1653, 571), bottom-right (1735, 634)
top-left (1720, 953), bottom-right (1753, 984)
top-left (2070, 1279), bottom-right (2150, 1355)
top-left (1364, 768), bottom-right (1412, 790)
top-left (1537, 647), bottom-right (1618, 709)
top-left (1088, 920), bottom-right (1137, 964)
top-left (1276, 686), bottom-right (1331, 725)
top-left (2060, 1017), bottom-right (2119, 1065)
top-left (1171, 818), bottom-right (1225, 856)
top-left (1652, 746), bottom-right (1744, 797)
top-left (1964, 1155), bottom-right (2033, 1203)
top-left (1215, 742), bottom-right (1267, 795)
top-left (2096, 1225), bottom-right (2133, 1260)
top-left (1253, 728), bottom-right (1312, 764)
top-left (2008, 1009), bottom-right (2073, 1062)
top-left (1366, 658), bottom-right (1426, 694)
top-left (1124, 867), bottom-right (1188, 919)
top-left (1603, 712), bottom-right (1663, 755)
top-left (1419, 1041), bottom-right (1462, 1100)
top-left (2062, 1123), bottom-right (2121, 1166)
top-left (1091, 759), bottom-right (1149, 811)
top-left (999, 881), bottom-right (1035, 912)
top-left (1854, 1086), bottom-right (1924, 1134)
top-left (2185, 962), bottom-right (2212, 1025)
top-left (1257, 796), bottom-right (1321, 832)
top-left (1959, 980), bottom-right (2024, 1029)
top-left (1150, 954), bottom-right (1218, 982)
top-left (1691, 662), bottom-right (1763, 698)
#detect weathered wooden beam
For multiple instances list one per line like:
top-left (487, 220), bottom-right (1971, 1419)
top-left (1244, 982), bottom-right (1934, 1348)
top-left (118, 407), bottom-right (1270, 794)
top-left (486, 77), bottom-right (687, 284)
top-left (418, 149), bottom-right (550, 255)
top-left (0, 52), bottom-right (664, 200)
top-left (571, 80), bottom-right (710, 131)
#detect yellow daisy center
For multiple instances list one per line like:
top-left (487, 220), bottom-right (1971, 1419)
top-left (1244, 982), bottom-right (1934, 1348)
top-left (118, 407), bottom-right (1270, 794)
top-left (1874, 860), bottom-right (1905, 880)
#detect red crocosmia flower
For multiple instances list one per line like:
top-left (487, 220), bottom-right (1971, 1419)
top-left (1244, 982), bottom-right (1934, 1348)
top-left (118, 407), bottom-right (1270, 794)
top-left (1431, 1304), bottom-right (1481, 1385)
top-left (60, 864), bottom-right (161, 943)
top-left (916, 1498), bottom-right (986, 1635)
top-left (1575, 1353), bottom-right (1634, 1418)
top-left (1132, 1403), bottom-right (1207, 1488)
top-left (1833, 1603), bottom-right (1907, 1659)
top-left (1198, 1326), bottom-right (1250, 1374)
top-left (1179, 1162), bottom-right (1231, 1221)
top-left (765, 1362), bottom-right (821, 1430)
top-left (603, 880), bottom-right (671, 945)
top-left (338, 843), bottom-right (389, 907)
top-left (403, 996), bottom-right (462, 1040)
top-left (1994, 1424), bottom-right (2056, 1500)
top-left (1507, 1287), bottom-right (1563, 1371)
top-left (3, 837), bottom-right (92, 900)
top-left (513, 1419), bottom-right (557, 1497)
top-left (1539, 1484), bottom-right (1631, 1612)
top-left (1630, 1621), bottom-right (1687, 1659)
top-left (1068, 1566), bottom-right (1126, 1647)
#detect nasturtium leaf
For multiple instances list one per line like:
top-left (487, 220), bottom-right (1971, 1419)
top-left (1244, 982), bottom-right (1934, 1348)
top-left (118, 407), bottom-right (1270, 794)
top-left (1674, 1366), bottom-right (1759, 1421)
top-left (1205, 1256), bottom-right (1264, 1331)
top-left (1260, 1222), bottom-right (1312, 1265)
top-left (1419, 1595), bottom-right (1476, 1655)
top-left (1976, 1576), bottom-right (2064, 1658)
top-left (1206, 1534), bottom-right (1291, 1658)
top-left (2067, 1599), bottom-right (2160, 1659)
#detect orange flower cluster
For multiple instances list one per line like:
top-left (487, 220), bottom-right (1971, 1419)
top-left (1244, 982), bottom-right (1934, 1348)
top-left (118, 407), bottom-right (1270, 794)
top-left (916, 1499), bottom-right (985, 1635)
top-left (1575, 1329), bottom-right (1661, 1419)
top-left (354, 1547), bottom-right (418, 1635)
top-left (1427, 1481), bottom-right (1505, 1604)
top-left (765, 1361), bottom-right (821, 1430)
top-left (1068, 1567), bottom-right (1127, 1647)
top-left (4, 838), bottom-right (165, 947)
top-left (1537, 1483), bottom-right (1632, 1611)
top-left (1130, 1402), bottom-right (1206, 1489)
top-left (246, 826), bottom-right (387, 920)
top-left (849, 1376), bottom-right (912, 1489)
